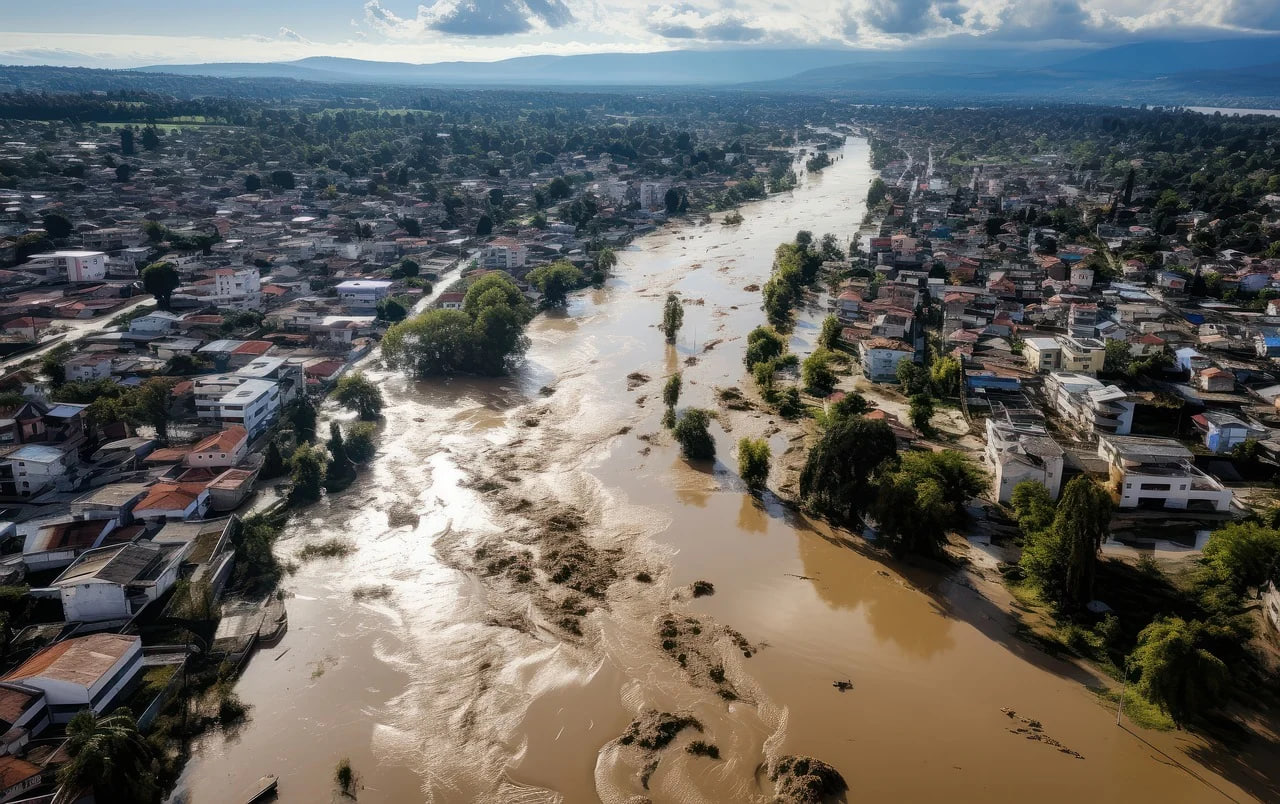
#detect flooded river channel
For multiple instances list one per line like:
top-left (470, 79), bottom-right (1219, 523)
top-left (173, 137), bottom-right (1264, 803)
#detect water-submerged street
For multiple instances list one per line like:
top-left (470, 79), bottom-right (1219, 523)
top-left (173, 136), bottom-right (1260, 803)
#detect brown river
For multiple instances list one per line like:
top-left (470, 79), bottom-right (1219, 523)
top-left (171, 137), bottom-right (1273, 803)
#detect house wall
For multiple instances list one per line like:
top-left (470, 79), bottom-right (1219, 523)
top-left (61, 582), bottom-right (128, 622)
top-left (864, 348), bottom-right (914, 382)
top-left (188, 439), bottom-right (247, 468)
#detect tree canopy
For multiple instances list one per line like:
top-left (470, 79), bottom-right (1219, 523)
top-left (528, 260), bottom-right (586, 308)
top-left (334, 371), bottom-right (384, 420)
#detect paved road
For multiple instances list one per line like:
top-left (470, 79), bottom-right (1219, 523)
top-left (1, 295), bottom-right (154, 371)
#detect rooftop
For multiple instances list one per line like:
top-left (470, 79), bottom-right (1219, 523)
top-left (2, 633), bottom-right (139, 688)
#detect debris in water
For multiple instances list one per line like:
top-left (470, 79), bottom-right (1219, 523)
top-left (770, 755), bottom-right (848, 803)
top-left (1001, 709), bottom-right (1084, 759)
top-left (691, 580), bottom-right (715, 597)
top-left (627, 371), bottom-right (650, 390)
top-left (617, 711), bottom-right (702, 750)
top-left (833, 680), bottom-right (853, 692)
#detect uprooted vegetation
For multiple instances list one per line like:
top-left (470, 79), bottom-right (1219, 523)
top-left (618, 710), bottom-right (703, 750)
top-left (770, 755), bottom-right (848, 803)
top-left (658, 614), bottom-right (753, 701)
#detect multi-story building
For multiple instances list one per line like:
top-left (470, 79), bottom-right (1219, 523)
top-left (478, 238), bottom-right (527, 271)
top-left (984, 399), bottom-right (1065, 502)
top-left (859, 337), bottom-right (915, 383)
top-left (193, 375), bottom-right (280, 436)
top-left (334, 280), bottom-right (392, 312)
top-left (209, 266), bottom-right (262, 310)
top-left (1060, 335), bottom-right (1106, 374)
top-left (1067, 303), bottom-right (1100, 339)
top-left (639, 181), bottom-right (670, 210)
top-left (20, 250), bottom-right (107, 283)
top-left (1023, 336), bottom-right (1062, 372)
top-left (1097, 435), bottom-right (1232, 512)
top-left (1045, 372), bottom-right (1134, 436)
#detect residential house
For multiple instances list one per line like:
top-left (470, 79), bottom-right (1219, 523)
top-left (1256, 327), bottom-right (1280, 359)
top-left (1097, 434), bottom-right (1232, 512)
top-left (20, 251), bottom-right (106, 283)
top-left (1060, 336), bottom-right (1106, 375)
top-left (132, 481), bottom-right (210, 521)
top-left (185, 426), bottom-right (249, 469)
top-left (335, 280), bottom-right (392, 311)
top-left (51, 541), bottom-right (188, 622)
top-left (1197, 367), bottom-right (1235, 393)
top-left (1192, 410), bottom-right (1268, 454)
top-left (859, 338), bottom-right (915, 383)
top-left (478, 238), bottom-right (527, 270)
top-left (1045, 372), bottom-right (1134, 436)
top-left (984, 401), bottom-right (1065, 502)
top-left (0, 634), bottom-right (142, 724)
top-left (63, 353), bottom-right (113, 382)
top-left (0, 683), bottom-right (51, 759)
top-left (0, 444), bottom-right (75, 498)
top-left (1023, 336), bottom-right (1062, 372)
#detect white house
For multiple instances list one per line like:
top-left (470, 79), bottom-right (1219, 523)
top-left (0, 634), bottom-right (142, 723)
top-left (208, 266), bottom-right (263, 310)
top-left (63, 353), bottom-right (113, 382)
top-left (335, 280), bottom-right (393, 311)
top-left (1098, 435), bottom-right (1232, 513)
top-left (128, 311), bottom-right (184, 335)
top-left (21, 251), bottom-right (107, 283)
top-left (52, 541), bottom-right (188, 622)
top-left (478, 238), bottom-right (528, 270)
top-left (1045, 372), bottom-right (1134, 436)
top-left (0, 443), bottom-right (75, 498)
top-left (859, 337), bottom-right (915, 383)
top-left (984, 401), bottom-right (1065, 502)
top-left (194, 376), bottom-right (280, 436)
top-left (185, 425), bottom-right (249, 469)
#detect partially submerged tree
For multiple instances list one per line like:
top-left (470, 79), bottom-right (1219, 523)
top-left (818, 315), bottom-right (841, 350)
top-left (289, 442), bottom-right (327, 504)
top-left (673, 408), bottom-right (716, 460)
top-left (744, 326), bottom-right (785, 370)
top-left (801, 348), bottom-right (837, 396)
top-left (737, 437), bottom-right (771, 491)
top-left (334, 371), bottom-right (384, 420)
top-left (662, 293), bottom-right (684, 343)
top-left (799, 415), bottom-right (897, 523)
top-left (1131, 616), bottom-right (1230, 727)
top-left (529, 260), bottom-right (586, 308)
top-left (1021, 476), bottom-right (1112, 612)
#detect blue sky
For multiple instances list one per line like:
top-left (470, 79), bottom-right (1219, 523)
top-left (2, 1), bottom-right (1280, 67)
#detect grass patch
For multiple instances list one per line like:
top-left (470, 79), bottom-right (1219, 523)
top-left (297, 539), bottom-right (354, 561)
top-left (1090, 686), bottom-right (1175, 731)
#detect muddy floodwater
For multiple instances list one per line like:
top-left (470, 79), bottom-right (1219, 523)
top-left (172, 137), bottom-right (1269, 803)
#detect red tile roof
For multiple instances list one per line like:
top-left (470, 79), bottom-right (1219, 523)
top-left (189, 425), bottom-right (247, 455)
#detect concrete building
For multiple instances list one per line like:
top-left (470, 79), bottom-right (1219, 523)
top-left (209, 266), bottom-right (262, 310)
top-left (984, 400), bottom-right (1065, 502)
top-left (859, 338), bottom-right (915, 383)
top-left (1023, 336), bottom-right (1062, 372)
top-left (0, 634), bottom-right (142, 723)
top-left (1097, 435), bottom-right (1232, 512)
top-left (0, 444), bottom-right (74, 498)
top-left (63, 353), bottom-right (113, 382)
top-left (1192, 410), bottom-right (1268, 454)
top-left (194, 376), bottom-right (279, 436)
top-left (334, 280), bottom-right (392, 311)
top-left (1060, 336), bottom-right (1106, 374)
top-left (51, 541), bottom-right (187, 622)
top-left (1045, 372), bottom-right (1135, 436)
top-left (1068, 303), bottom-right (1100, 339)
top-left (185, 425), bottom-right (249, 469)
top-left (21, 251), bottom-right (107, 283)
top-left (639, 181), bottom-right (670, 210)
top-left (478, 238), bottom-right (527, 270)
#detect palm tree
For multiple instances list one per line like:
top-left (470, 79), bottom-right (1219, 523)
top-left (56, 708), bottom-right (160, 804)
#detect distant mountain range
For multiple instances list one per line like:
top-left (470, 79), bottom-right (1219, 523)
top-left (7, 37), bottom-right (1280, 106)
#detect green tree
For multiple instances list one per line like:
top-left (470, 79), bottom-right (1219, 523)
top-left (325, 421), bottom-right (355, 491)
top-left (115, 163), bottom-right (133, 182)
top-left (908, 393), bottom-right (935, 433)
top-left (476, 214), bottom-right (493, 236)
top-left (1010, 480), bottom-right (1055, 536)
top-left (269, 169), bottom-right (295, 190)
top-left (392, 258), bottom-right (420, 278)
top-left (130, 378), bottom-right (172, 442)
top-left (119, 128), bottom-right (135, 155)
top-left (261, 439), bottom-right (286, 479)
top-left (1130, 616), bottom-right (1229, 727)
top-left (42, 212), bottom-right (73, 240)
top-left (744, 326), bottom-right (785, 370)
top-left (818, 315), bottom-right (841, 350)
top-left (595, 247), bottom-right (618, 272)
top-left (334, 371), bottom-right (384, 420)
top-left (737, 437), bottom-right (771, 491)
top-left (662, 293), bottom-right (684, 343)
top-left (528, 261), bottom-right (585, 308)
top-left (673, 408), bottom-right (716, 460)
top-left (40, 345), bottom-right (70, 387)
top-left (896, 360), bottom-right (929, 396)
top-left (141, 261), bottom-right (180, 310)
top-left (799, 415), bottom-right (897, 523)
top-left (872, 451), bottom-right (985, 555)
top-left (1021, 476), bottom-right (1112, 612)
top-left (289, 442), bottom-right (327, 504)
top-left (761, 275), bottom-right (796, 330)
top-left (867, 177), bottom-right (888, 206)
top-left (58, 707), bottom-right (160, 804)
top-left (345, 421), bottom-right (377, 463)
top-left (801, 348), bottom-right (837, 396)
top-left (244, 173), bottom-right (262, 193)
top-left (1202, 522), bottom-right (1280, 596)
top-left (287, 396), bottom-right (318, 442)
top-left (662, 372), bottom-right (682, 413)
top-left (929, 355), bottom-right (961, 397)
top-left (140, 126), bottom-right (160, 151)
top-left (1103, 339), bottom-right (1132, 376)
top-left (818, 233), bottom-right (844, 262)
top-left (376, 297), bottom-right (407, 322)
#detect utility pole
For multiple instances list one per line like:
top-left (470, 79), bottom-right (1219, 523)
top-left (1116, 657), bottom-right (1131, 726)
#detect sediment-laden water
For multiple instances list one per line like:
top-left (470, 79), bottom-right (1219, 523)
top-left (172, 137), bottom-right (1267, 803)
